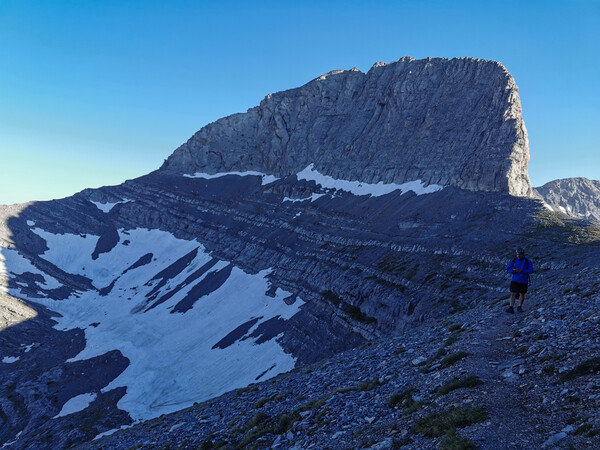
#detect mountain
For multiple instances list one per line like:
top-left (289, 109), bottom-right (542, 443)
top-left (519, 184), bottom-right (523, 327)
top-left (534, 177), bottom-right (600, 222)
top-left (163, 57), bottom-right (532, 197)
top-left (1, 57), bottom-right (599, 449)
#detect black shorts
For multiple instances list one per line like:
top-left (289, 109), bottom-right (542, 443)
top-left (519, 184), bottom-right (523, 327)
top-left (510, 281), bottom-right (528, 295)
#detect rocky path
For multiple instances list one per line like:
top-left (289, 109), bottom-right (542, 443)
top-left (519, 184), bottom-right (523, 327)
top-left (466, 310), bottom-right (544, 449)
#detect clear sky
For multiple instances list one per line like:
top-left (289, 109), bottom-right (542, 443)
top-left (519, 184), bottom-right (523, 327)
top-left (1, 0), bottom-right (598, 205)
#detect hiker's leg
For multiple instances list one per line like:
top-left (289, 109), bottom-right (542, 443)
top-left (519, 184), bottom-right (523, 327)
top-left (519, 294), bottom-right (525, 307)
top-left (510, 292), bottom-right (517, 307)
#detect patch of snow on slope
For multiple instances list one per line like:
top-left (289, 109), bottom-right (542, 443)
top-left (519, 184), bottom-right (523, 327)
top-left (2, 356), bottom-right (19, 363)
top-left (184, 171), bottom-right (279, 185)
top-left (13, 228), bottom-right (304, 421)
top-left (54, 393), bottom-right (97, 418)
top-left (90, 199), bottom-right (132, 213)
top-left (283, 193), bottom-right (326, 203)
top-left (297, 164), bottom-right (444, 197)
top-left (31, 228), bottom-right (197, 289)
top-left (0, 247), bottom-right (61, 289)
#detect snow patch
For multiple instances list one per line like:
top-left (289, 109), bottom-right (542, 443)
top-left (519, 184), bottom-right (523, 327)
top-left (2, 356), bottom-right (19, 363)
top-left (27, 220), bottom-right (36, 226)
top-left (297, 164), bottom-right (444, 197)
top-left (1, 431), bottom-right (22, 448)
top-left (90, 199), bottom-right (132, 213)
top-left (54, 393), bottom-right (97, 418)
top-left (0, 247), bottom-right (61, 289)
top-left (184, 171), bottom-right (279, 186)
top-left (283, 193), bottom-right (326, 203)
top-left (93, 425), bottom-right (133, 441)
top-left (13, 228), bottom-right (304, 422)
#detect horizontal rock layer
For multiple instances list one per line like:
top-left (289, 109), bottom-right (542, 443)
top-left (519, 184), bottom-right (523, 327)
top-left (161, 57), bottom-right (532, 196)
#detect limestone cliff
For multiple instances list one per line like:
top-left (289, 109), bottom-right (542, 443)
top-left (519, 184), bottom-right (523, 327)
top-left (161, 57), bottom-right (532, 196)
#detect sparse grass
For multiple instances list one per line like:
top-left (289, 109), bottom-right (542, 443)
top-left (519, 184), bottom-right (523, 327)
top-left (235, 410), bottom-right (299, 448)
top-left (337, 378), bottom-right (382, 394)
top-left (575, 423), bottom-right (593, 435)
top-left (444, 334), bottom-right (460, 347)
top-left (559, 357), bottom-right (600, 383)
top-left (434, 375), bottom-right (483, 396)
top-left (439, 428), bottom-right (477, 450)
top-left (389, 388), bottom-right (422, 414)
top-left (440, 351), bottom-right (469, 369)
top-left (392, 437), bottom-right (413, 448)
top-left (448, 323), bottom-right (463, 332)
top-left (254, 397), bottom-right (271, 409)
top-left (413, 406), bottom-right (488, 438)
top-left (236, 385), bottom-right (258, 397)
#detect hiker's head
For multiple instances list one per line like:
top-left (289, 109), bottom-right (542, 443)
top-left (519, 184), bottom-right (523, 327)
top-left (516, 248), bottom-right (525, 258)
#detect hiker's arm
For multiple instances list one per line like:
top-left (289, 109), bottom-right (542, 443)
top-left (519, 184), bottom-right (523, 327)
top-left (507, 262), bottom-right (515, 274)
top-left (523, 261), bottom-right (534, 275)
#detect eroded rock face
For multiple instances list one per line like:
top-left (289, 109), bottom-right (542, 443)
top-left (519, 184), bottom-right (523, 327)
top-left (161, 57), bottom-right (532, 196)
top-left (534, 178), bottom-right (600, 222)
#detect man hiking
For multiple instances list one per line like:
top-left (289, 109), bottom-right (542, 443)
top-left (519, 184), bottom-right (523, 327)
top-left (506, 248), bottom-right (534, 313)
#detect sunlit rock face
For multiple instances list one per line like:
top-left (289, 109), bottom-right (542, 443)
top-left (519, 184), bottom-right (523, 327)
top-left (162, 57), bottom-right (532, 197)
top-left (534, 177), bottom-right (600, 222)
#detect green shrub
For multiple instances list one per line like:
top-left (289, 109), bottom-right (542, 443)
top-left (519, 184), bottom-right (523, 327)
top-left (439, 428), bottom-right (476, 450)
top-left (434, 375), bottom-right (483, 396)
top-left (413, 406), bottom-right (488, 437)
top-left (440, 351), bottom-right (469, 368)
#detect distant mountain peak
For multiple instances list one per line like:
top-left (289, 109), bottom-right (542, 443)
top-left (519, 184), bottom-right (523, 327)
top-left (534, 177), bottom-right (600, 222)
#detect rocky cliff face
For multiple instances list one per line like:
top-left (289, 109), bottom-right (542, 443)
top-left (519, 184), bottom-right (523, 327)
top-left (534, 177), bottom-right (600, 222)
top-left (162, 57), bottom-right (532, 197)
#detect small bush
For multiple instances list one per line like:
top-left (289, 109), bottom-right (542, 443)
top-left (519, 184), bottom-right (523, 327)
top-left (255, 397), bottom-right (270, 409)
top-left (448, 323), bottom-right (463, 332)
top-left (444, 335), bottom-right (460, 347)
top-left (389, 388), bottom-right (422, 414)
top-left (439, 428), bottom-right (477, 450)
top-left (440, 351), bottom-right (469, 368)
top-left (434, 375), bottom-right (483, 396)
top-left (413, 406), bottom-right (488, 437)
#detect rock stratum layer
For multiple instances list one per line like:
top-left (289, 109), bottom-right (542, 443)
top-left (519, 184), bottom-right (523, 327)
top-left (162, 57), bottom-right (532, 196)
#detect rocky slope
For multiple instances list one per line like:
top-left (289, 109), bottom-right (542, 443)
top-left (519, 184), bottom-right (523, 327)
top-left (535, 177), bottom-right (600, 222)
top-left (162, 57), bottom-right (532, 197)
top-left (82, 215), bottom-right (600, 449)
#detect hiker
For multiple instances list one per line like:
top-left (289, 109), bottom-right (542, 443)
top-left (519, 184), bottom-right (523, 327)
top-left (506, 248), bottom-right (534, 313)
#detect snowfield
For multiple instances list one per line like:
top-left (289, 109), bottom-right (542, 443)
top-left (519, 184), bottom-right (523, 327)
top-left (1, 227), bottom-right (304, 421)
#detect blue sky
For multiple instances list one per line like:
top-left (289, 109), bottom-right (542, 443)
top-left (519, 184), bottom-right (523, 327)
top-left (1, 0), bottom-right (598, 204)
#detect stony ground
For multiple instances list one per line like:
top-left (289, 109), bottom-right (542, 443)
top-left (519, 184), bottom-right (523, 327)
top-left (80, 261), bottom-right (600, 450)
